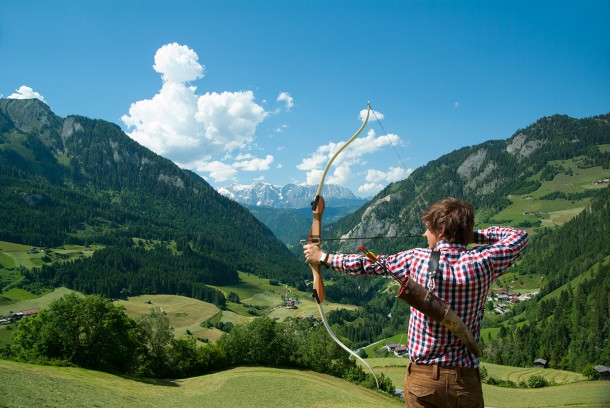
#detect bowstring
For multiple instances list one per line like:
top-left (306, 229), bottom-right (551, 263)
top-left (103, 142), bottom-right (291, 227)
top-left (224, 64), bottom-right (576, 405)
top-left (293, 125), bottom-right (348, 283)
top-left (370, 105), bottom-right (429, 210)
top-left (370, 105), bottom-right (427, 374)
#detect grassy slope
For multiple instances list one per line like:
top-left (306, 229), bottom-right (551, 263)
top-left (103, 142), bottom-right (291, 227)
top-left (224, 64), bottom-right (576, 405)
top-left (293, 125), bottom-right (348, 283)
top-left (365, 358), bottom-right (608, 408)
top-left (0, 271), bottom-right (358, 345)
top-left (1, 359), bottom-right (608, 408)
top-left (487, 161), bottom-right (609, 230)
top-left (0, 360), bottom-right (400, 408)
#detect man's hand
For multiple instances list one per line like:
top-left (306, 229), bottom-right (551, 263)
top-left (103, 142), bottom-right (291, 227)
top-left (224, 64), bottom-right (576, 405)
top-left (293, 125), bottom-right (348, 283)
top-left (303, 244), bottom-right (324, 265)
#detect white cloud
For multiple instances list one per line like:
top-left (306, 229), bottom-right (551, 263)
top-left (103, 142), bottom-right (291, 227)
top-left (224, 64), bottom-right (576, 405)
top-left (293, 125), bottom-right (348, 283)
top-left (7, 86), bottom-right (46, 102)
top-left (275, 124), bottom-right (288, 133)
top-left (358, 166), bottom-right (412, 195)
top-left (192, 160), bottom-right (237, 182)
top-left (233, 154), bottom-right (274, 171)
top-left (154, 42), bottom-right (205, 83)
top-left (365, 167), bottom-right (407, 183)
top-left (358, 182), bottom-right (384, 195)
top-left (195, 90), bottom-right (267, 153)
top-left (121, 43), bottom-right (269, 183)
top-left (297, 128), bottom-right (403, 186)
top-left (277, 92), bottom-right (294, 110)
top-left (361, 108), bottom-right (383, 122)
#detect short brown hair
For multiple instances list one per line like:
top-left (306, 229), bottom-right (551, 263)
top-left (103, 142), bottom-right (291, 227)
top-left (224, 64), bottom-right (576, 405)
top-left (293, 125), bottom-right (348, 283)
top-left (421, 198), bottom-right (474, 245)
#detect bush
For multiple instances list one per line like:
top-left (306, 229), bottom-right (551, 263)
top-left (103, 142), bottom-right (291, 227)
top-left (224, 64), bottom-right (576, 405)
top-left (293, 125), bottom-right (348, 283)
top-left (582, 365), bottom-right (600, 380)
top-left (479, 365), bottom-right (488, 381)
top-left (527, 375), bottom-right (549, 388)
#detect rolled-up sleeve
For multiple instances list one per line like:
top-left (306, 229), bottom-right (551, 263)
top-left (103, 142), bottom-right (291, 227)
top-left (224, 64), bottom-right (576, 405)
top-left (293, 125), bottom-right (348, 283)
top-left (330, 253), bottom-right (378, 275)
top-left (474, 226), bottom-right (529, 275)
top-left (331, 250), bottom-right (414, 280)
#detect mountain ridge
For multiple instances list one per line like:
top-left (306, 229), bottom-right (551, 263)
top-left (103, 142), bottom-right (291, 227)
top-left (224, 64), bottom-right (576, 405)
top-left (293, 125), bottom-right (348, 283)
top-left (218, 182), bottom-right (367, 208)
top-left (0, 98), bottom-right (309, 293)
top-left (326, 112), bottom-right (610, 254)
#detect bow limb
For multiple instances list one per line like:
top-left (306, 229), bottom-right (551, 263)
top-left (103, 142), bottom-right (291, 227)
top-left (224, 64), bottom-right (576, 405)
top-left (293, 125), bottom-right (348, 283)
top-left (308, 102), bottom-right (372, 304)
top-left (307, 103), bottom-right (379, 389)
top-left (308, 194), bottom-right (325, 303)
top-left (314, 102), bottom-right (372, 198)
top-left (316, 301), bottom-right (380, 389)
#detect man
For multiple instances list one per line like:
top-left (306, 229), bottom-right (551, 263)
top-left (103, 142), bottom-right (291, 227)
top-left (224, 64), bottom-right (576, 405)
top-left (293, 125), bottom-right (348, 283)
top-left (304, 197), bottom-right (528, 407)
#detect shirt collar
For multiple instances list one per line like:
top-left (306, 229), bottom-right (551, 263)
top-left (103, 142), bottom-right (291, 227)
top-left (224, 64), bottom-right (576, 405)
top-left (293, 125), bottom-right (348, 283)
top-left (434, 240), bottom-right (468, 252)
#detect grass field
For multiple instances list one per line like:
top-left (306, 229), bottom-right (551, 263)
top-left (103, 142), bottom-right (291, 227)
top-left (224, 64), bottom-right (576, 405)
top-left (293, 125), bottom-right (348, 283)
top-left (1, 359), bottom-right (607, 408)
top-left (0, 287), bottom-right (77, 316)
top-left (487, 162), bottom-right (609, 231)
top-left (0, 359), bottom-right (401, 408)
top-left (365, 358), bottom-right (585, 386)
top-left (115, 294), bottom-right (221, 340)
top-left (364, 358), bottom-right (607, 407)
top-left (214, 271), bottom-right (357, 322)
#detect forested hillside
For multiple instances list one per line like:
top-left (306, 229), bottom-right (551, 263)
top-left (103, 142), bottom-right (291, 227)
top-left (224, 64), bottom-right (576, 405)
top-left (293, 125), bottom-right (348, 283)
top-left (0, 98), bottom-right (309, 303)
top-left (1, 99), bottom-right (608, 374)
top-left (483, 186), bottom-right (610, 372)
top-left (316, 113), bottom-right (609, 373)
top-left (326, 113), bottom-right (610, 255)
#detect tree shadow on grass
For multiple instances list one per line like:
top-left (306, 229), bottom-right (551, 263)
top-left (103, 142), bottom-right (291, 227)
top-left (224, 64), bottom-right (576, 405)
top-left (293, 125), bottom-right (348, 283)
top-left (122, 375), bottom-right (180, 387)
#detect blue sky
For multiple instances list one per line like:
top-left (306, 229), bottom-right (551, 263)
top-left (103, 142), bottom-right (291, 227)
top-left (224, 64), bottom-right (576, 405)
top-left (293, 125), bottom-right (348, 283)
top-left (1, 0), bottom-right (609, 197)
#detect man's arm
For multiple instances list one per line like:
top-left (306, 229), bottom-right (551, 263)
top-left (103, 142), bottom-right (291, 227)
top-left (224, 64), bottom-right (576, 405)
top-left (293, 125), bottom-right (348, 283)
top-left (474, 226), bottom-right (529, 274)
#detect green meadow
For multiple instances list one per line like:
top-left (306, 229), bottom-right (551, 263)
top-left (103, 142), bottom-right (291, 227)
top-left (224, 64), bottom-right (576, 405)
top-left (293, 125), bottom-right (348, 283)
top-left (0, 360), bottom-right (401, 408)
top-left (365, 358), bottom-right (607, 408)
top-left (1, 358), bottom-right (608, 408)
top-left (487, 162), bottom-right (609, 231)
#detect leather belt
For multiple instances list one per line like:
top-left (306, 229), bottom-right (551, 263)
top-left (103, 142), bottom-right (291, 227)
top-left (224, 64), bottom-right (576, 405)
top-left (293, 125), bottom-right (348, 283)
top-left (409, 362), bottom-right (479, 380)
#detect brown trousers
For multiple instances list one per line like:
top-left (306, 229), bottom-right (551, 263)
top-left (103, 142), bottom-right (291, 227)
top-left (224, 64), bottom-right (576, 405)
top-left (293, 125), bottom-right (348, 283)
top-left (404, 362), bottom-right (484, 408)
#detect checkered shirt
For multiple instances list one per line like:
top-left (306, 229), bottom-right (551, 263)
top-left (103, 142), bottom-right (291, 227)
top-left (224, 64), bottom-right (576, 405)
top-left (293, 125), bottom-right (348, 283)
top-left (330, 226), bottom-right (529, 367)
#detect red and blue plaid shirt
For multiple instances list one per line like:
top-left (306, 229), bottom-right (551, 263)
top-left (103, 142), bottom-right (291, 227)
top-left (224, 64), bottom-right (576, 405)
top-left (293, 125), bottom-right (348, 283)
top-left (330, 226), bottom-right (528, 367)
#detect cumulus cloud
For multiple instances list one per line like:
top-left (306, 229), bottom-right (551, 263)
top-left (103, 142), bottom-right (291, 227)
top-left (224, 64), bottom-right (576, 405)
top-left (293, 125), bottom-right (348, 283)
top-left (297, 106), bottom-right (411, 195)
top-left (153, 43), bottom-right (205, 83)
top-left (191, 160), bottom-right (237, 182)
top-left (357, 166), bottom-right (410, 195)
top-left (277, 92), bottom-right (294, 111)
top-left (7, 86), bottom-right (46, 102)
top-left (122, 42), bottom-right (273, 183)
top-left (361, 108), bottom-right (383, 122)
top-left (233, 153), bottom-right (274, 171)
top-left (297, 128), bottom-right (402, 186)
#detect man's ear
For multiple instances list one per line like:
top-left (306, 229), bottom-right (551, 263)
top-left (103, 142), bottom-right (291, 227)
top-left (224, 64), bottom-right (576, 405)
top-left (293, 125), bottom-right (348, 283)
top-left (438, 227), bottom-right (445, 240)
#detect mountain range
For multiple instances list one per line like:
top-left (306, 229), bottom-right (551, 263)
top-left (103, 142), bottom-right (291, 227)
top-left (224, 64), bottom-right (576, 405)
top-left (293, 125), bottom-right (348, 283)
top-left (1, 98), bottom-right (609, 373)
top-left (218, 182), bottom-right (369, 247)
top-left (218, 182), bottom-right (367, 209)
top-left (326, 112), bottom-right (610, 254)
top-left (0, 98), bottom-right (308, 293)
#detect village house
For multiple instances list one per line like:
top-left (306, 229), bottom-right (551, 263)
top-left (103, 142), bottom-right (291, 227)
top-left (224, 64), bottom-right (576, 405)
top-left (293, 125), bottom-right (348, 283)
top-left (21, 308), bottom-right (39, 317)
top-left (284, 297), bottom-right (299, 309)
top-left (534, 358), bottom-right (548, 368)
top-left (384, 342), bottom-right (400, 352)
top-left (594, 365), bottom-right (610, 380)
top-left (383, 342), bottom-right (408, 357)
top-left (592, 177), bottom-right (609, 185)
top-left (394, 345), bottom-right (408, 357)
top-left (7, 308), bottom-right (39, 321)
